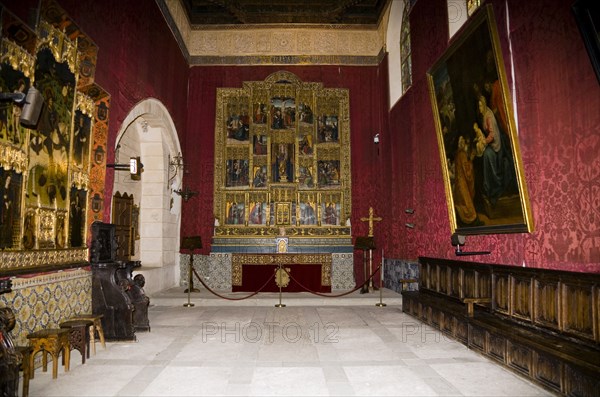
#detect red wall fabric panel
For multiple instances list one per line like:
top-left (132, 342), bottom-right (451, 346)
top-left (387, 0), bottom-right (600, 272)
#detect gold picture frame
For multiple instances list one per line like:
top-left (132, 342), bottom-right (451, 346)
top-left (427, 5), bottom-right (533, 235)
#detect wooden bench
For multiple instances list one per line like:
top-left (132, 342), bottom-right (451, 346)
top-left (401, 257), bottom-right (600, 397)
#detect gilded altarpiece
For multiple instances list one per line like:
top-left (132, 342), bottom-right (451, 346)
top-left (0, 3), bottom-right (110, 347)
top-left (0, 9), bottom-right (109, 273)
top-left (213, 71), bottom-right (352, 239)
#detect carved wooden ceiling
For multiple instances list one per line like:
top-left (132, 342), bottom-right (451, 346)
top-left (181, 0), bottom-right (390, 26)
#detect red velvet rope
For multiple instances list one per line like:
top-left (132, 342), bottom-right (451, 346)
top-left (190, 263), bottom-right (382, 300)
top-left (192, 267), bottom-right (275, 300)
top-left (281, 265), bottom-right (382, 298)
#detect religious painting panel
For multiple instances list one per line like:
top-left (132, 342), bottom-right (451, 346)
top-left (22, 210), bottom-right (36, 250)
top-left (253, 102), bottom-right (268, 124)
top-left (270, 97), bottom-right (295, 129)
top-left (298, 132), bottom-right (314, 156)
top-left (55, 210), bottom-right (67, 248)
top-left (28, 46), bottom-right (76, 210)
top-left (0, 169), bottom-right (23, 249)
top-left (317, 114), bottom-right (339, 143)
top-left (226, 96), bottom-right (250, 142)
top-left (253, 134), bottom-right (268, 155)
top-left (298, 193), bottom-right (318, 226)
top-left (248, 193), bottom-right (268, 226)
top-left (69, 187), bottom-right (86, 247)
top-left (252, 164), bottom-right (267, 188)
top-left (322, 202), bottom-right (341, 226)
top-left (298, 161), bottom-right (315, 189)
top-left (298, 102), bottom-right (314, 125)
top-left (271, 142), bottom-right (294, 183)
top-left (0, 65), bottom-right (29, 150)
top-left (71, 109), bottom-right (92, 170)
top-left (226, 159), bottom-right (249, 187)
top-left (427, 5), bottom-right (533, 235)
top-left (318, 160), bottom-right (341, 188)
top-left (225, 200), bottom-right (245, 225)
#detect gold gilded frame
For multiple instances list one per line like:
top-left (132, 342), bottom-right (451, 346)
top-left (427, 6), bottom-right (533, 235)
top-left (214, 71), bottom-right (352, 237)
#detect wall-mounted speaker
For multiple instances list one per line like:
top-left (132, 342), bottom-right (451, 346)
top-left (19, 87), bottom-right (44, 127)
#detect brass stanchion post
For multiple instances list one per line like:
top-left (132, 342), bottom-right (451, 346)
top-left (275, 262), bottom-right (286, 308)
top-left (183, 255), bottom-right (195, 307)
top-left (376, 250), bottom-right (386, 307)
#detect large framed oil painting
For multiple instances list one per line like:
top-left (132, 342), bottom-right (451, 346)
top-left (427, 5), bottom-right (534, 235)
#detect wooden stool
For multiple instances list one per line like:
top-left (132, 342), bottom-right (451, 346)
top-left (26, 329), bottom-right (70, 379)
top-left (70, 314), bottom-right (105, 354)
top-left (59, 320), bottom-right (93, 364)
top-left (15, 346), bottom-right (32, 397)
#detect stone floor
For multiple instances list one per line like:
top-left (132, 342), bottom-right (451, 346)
top-left (26, 288), bottom-right (551, 396)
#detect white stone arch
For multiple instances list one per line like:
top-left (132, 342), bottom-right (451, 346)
top-left (113, 98), bottom-right (182, 294)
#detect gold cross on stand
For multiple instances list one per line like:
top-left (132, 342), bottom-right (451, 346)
top-left (360, 207), bottom-right (382, 237)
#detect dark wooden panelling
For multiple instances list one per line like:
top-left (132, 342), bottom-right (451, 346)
top-left (533, 352), bottom-right (562, 393)
top-left (564, 364), bottom-right (600, 397)
top-left (404, 257), bottom-right (600, 397)
top-left (562, 282), bottom-right (595, 342)
top-left (493, 273), bottom-right (510, 315)
top-left (511, 276), bottom-right (533, 322)
top-left (469, 323), bottom-right (486, 353)
top-left (507, 340), bottom-right (532, 376)
top-left (487, 332), bottom-right (506, 363)
top-left (534, 279), bottom-right (560, 330)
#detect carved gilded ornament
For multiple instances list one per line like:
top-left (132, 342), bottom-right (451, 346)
top-left (1, 38), bottom-right (36, 78)
top-left (36, 21), bottom-right (79, 74)
top-left (76, 91), bottom-right (95, 116)
top-left (0, 248), bottom-right (88, 271)
top-left (0, 144), bottom-right (28, 174)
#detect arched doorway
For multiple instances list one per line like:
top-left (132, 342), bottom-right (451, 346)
top-left (112, 98), bottom-right (182, 294)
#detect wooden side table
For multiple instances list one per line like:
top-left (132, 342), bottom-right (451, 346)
top-left (70, 314), bottom-right (105, 354)
top-left (26, 329), bottom-right (70, 379)
top-left (60, 320), bottom-right (93, 364)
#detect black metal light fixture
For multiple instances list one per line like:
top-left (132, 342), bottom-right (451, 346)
top-left (0, 86), bottom-right (44, 127)
top-left (451, 233), bottom-right (491, 256)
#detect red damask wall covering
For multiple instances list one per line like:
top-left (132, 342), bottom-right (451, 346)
top-left (385, 0), bottom-right (600, 273)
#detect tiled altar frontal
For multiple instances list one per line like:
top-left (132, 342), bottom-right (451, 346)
top-left (180, 253), bottom-right (355, 291)
top-left (0, 267), bottom-right (92, 346)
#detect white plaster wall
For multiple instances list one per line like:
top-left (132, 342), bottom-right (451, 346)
top-left (386, 0), bottom-right (404, 109)
top-left (113, 99), bottom-right (183, 295)
top-left (448, 0), bottom-right (469, 39)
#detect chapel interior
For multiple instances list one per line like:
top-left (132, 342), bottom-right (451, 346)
top-left (0, 0), bottom-right (599, 396)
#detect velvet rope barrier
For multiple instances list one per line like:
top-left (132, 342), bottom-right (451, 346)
top-left (190, 264), bottom-right (382, 300)
top-left (281, 265), bottom-right (382, 298)
top-left (191, 267), bottom-right (275, 300)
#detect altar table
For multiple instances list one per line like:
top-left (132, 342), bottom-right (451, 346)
top-left (232, 253), bottom-right (331, 293)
